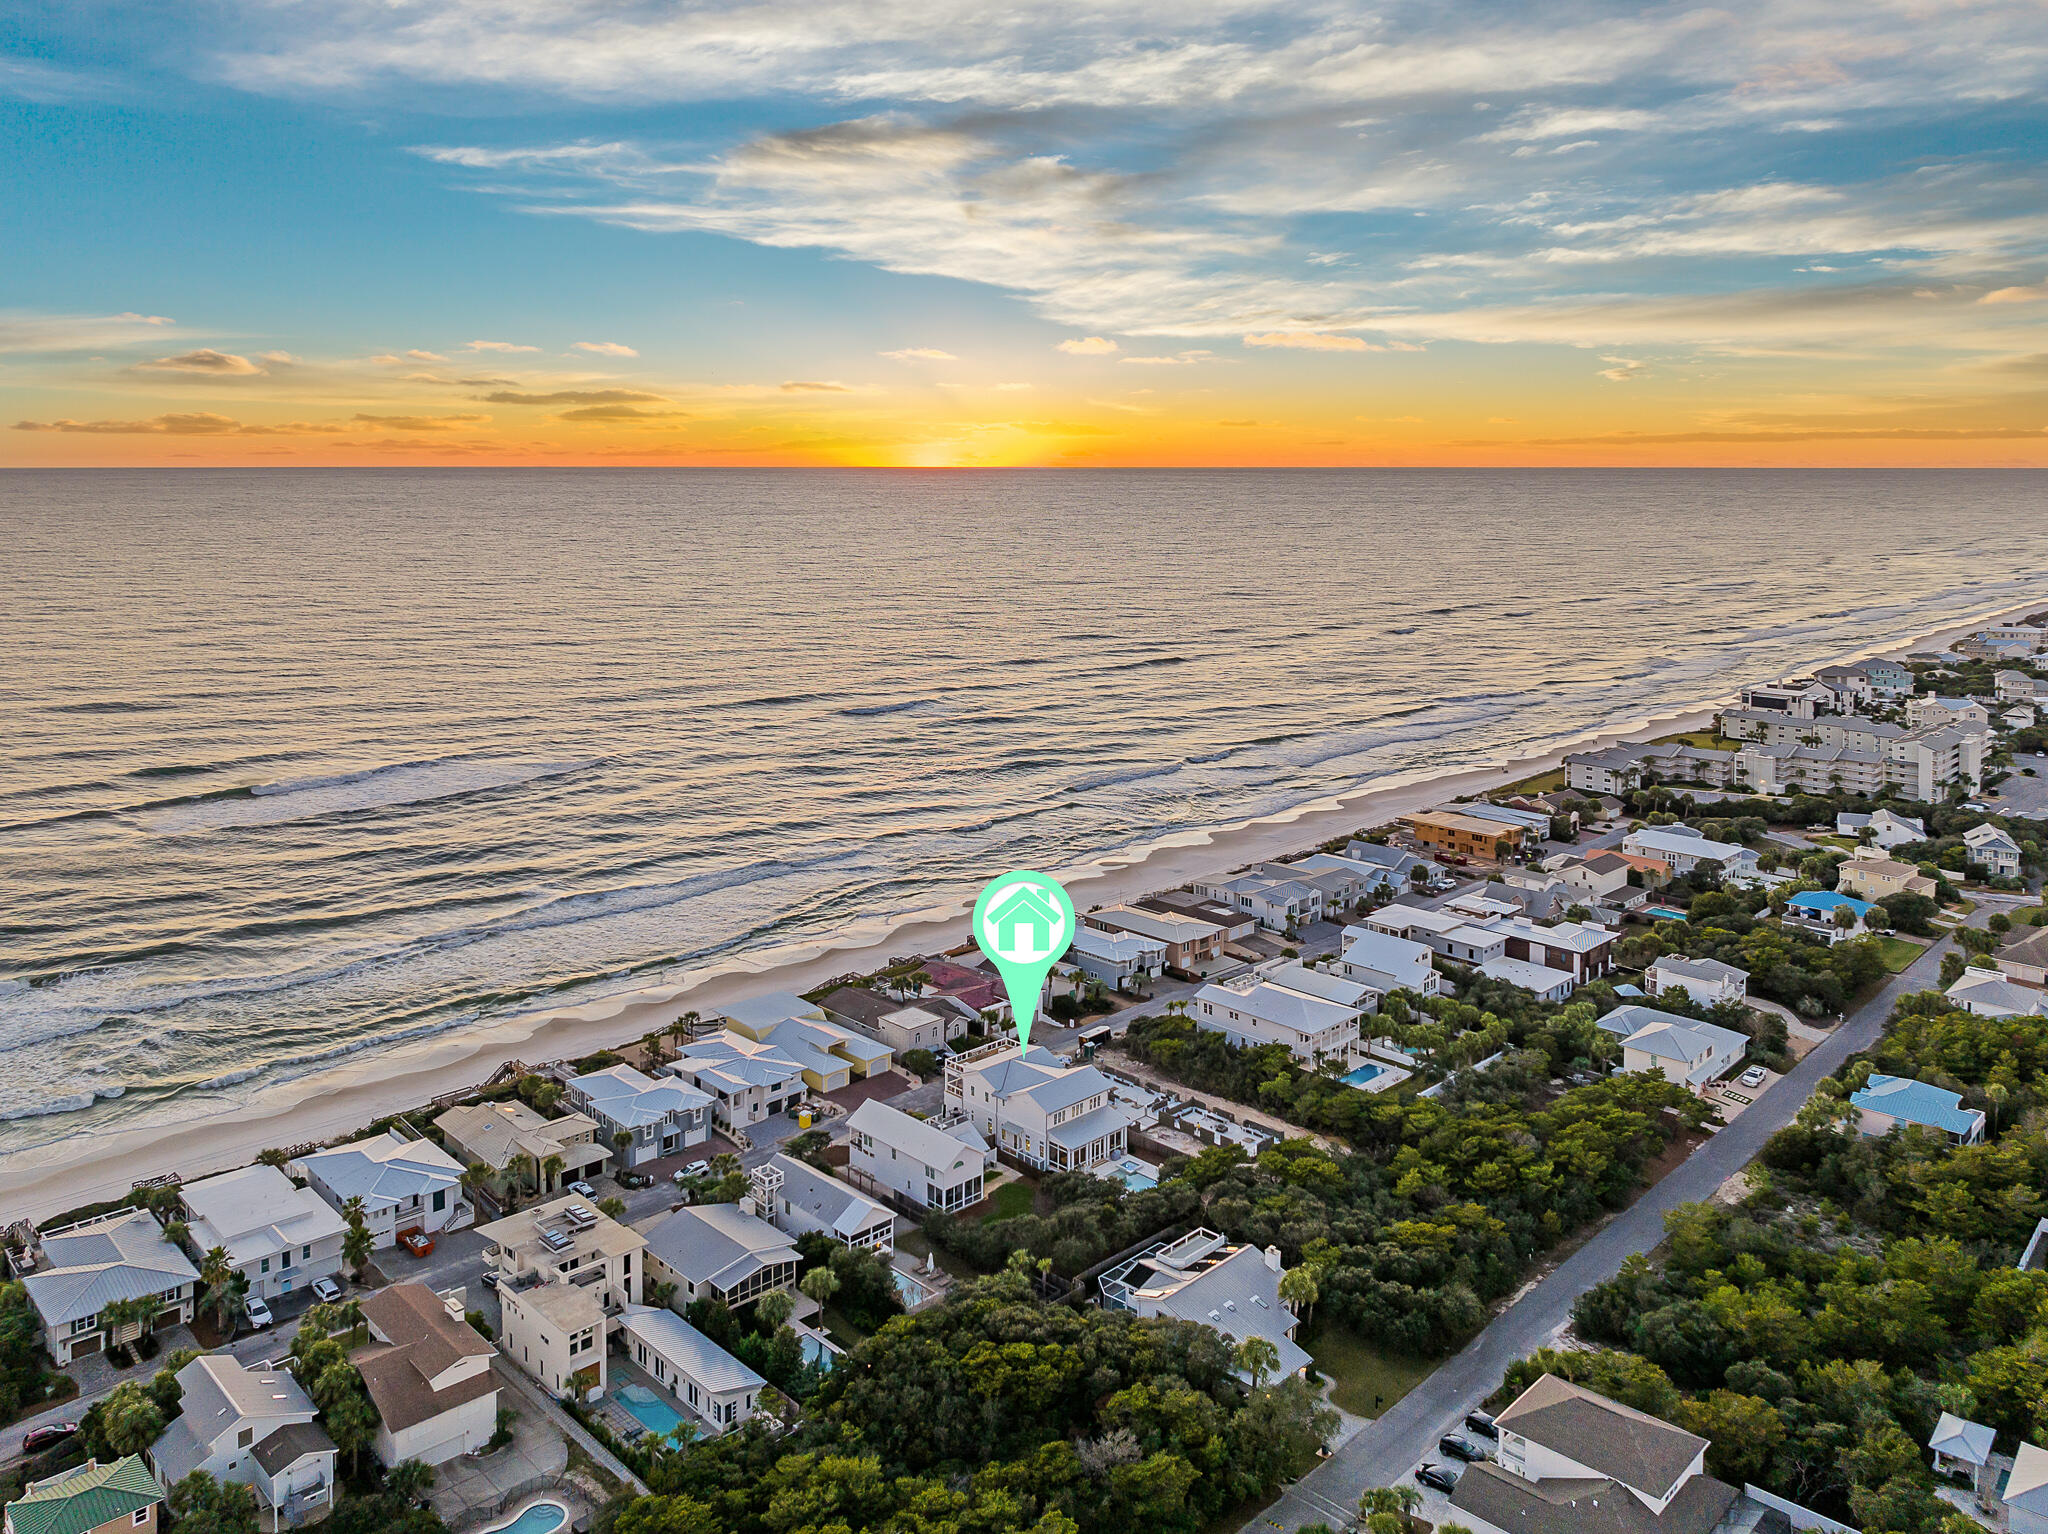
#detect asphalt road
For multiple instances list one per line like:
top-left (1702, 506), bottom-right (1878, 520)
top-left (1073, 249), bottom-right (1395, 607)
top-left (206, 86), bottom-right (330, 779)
top-left (1253, 898), bottom-right (2012, 1533)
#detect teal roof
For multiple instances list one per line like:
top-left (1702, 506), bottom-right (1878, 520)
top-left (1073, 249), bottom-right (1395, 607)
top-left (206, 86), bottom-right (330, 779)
top-left (1851, 1073), bottom-right (1983, 1137)
top-left (6, 1456), bottom-right (166, 1534)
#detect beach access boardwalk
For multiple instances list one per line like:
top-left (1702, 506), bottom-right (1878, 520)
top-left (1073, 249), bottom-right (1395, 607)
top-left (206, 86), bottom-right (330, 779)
top-left (1250, 896), bottom-right (2020, 1534)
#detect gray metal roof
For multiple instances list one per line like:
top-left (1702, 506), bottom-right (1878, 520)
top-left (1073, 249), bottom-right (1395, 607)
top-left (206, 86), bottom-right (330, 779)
top-left (767, 1155), bottom-right (892, 1240)
top-left (622, 1306), bottom-right (765, 1395)
top-left (21, 1210), bottom-right (199, 1329)
top-left (641, 1203), bottom-right (797, 1291)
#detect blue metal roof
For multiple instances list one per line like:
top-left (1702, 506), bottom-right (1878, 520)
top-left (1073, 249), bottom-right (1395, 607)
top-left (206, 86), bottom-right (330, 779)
top-left (1788, 890), bottom-right (1875, 917)
top-left (1850, 1073), bottom-right (1983, 1137)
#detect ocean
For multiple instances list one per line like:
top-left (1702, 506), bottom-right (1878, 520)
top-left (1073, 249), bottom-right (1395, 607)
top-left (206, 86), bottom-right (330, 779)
top-left (2, 468), bottom-right (2044, 1167)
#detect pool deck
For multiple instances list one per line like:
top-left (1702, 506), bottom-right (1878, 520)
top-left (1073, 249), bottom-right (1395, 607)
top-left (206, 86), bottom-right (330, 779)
top-left (430, 1363), bottom-right (572, 1529)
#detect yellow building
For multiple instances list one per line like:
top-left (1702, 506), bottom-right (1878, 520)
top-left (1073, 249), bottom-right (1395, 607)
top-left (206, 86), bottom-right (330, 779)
top-left (1401, 810), bottom-right (1523, 862)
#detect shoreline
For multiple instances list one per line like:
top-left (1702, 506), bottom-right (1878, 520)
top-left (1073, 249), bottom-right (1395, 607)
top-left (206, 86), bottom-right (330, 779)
top-left (5, 589), bottom-right (2042, 1225)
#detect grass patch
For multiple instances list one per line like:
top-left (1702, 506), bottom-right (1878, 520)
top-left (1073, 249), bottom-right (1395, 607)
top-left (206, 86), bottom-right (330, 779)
top-left (1302, 1322), bottom-right (1438, 1418)
top-left (894, 1228), bottom-right (983, 1284)
top-left (820, 1306), bottom-right (872, 1353)
top-left (1501, 767), bottom-right (1568, 795)
top-left (1868, 936), bottom-right (1926, 973)
top-left (1651, 730), bottom-right (1747, 751)
top-left (981, 1179), bottom-right (1037, 1224)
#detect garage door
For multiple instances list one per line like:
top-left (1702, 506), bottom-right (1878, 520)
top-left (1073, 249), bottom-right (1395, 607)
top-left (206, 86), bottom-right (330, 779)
top-left (70, 1332), bottom-right (103, 1357)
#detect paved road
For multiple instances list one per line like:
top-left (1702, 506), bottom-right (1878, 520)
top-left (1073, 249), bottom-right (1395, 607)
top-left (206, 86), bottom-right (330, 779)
top-left (1255, 904), bottom-right (2002, 1533)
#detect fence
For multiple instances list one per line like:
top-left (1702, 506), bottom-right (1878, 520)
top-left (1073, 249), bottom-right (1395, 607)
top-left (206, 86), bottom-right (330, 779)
top-left (1742, 1485), bottom-right (1861, 1534)
top-left (446, 1474), bottom-right (597, 1534)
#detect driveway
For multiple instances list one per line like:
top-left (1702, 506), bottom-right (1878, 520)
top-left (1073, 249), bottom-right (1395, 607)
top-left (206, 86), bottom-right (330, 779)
top-left (1252, 914), bottom-right (1971, 1532)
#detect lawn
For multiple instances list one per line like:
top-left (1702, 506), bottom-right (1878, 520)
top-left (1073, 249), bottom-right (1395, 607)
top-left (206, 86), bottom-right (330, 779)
top-left (1651, 730), bottom-right (1747, 751)
top-left (1868, 935), bottom-right (1926, 973)
top-left (1302, 1322), bottom-right (1438, 1418)
top-left (980, 1179), bottom-right (1037, 1224)
top-left (1501, 766), bottom-right (1568, 795)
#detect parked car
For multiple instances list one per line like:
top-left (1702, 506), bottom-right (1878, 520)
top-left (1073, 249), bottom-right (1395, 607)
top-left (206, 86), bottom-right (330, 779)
top-left (568, 1179), bottom-right (596, 1198)
top-left (399, 1229), bottom-right (435, 1257)
top-left (244, 1295), bottom-right (274, 1330)
top-left (673, 1159), bottom-right (711, 1183)
top-left (21, 1423), bottom-right (78, 1454)
top-left (1439, 1435), bottom-right (1486, 1463)
top-left (1740, 1065), bottom-right (1768, 1088)
top-left (311, 1276), bottom-right (344, 1303)
top-left (1415, 1464), bottom-right (1459, 1493)
top-left (1463, 1410), bottom-right (1498, 1439)
top-left (479, 1271), bottom-right (500, 1290)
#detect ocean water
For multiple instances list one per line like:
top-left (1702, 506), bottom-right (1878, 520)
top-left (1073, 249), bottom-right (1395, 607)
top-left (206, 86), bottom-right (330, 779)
top-left (2, 468), bottom-right (2044, 1163)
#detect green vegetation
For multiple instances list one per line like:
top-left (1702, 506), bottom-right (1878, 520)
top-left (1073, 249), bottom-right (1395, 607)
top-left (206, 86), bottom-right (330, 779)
top-left (1300, 1322), bottom-right (1436, 1417)
top-left (1614, 888), bottom-right (1890, 1018)
top-left (610, 1263), bottom-right (1336, 1534)
top-left (1867, 935), bottom-right (1925, 974)
top-left (982, 1179), bottom-right (1038, 1223)
top-left (0, 1281), bottom-right (73, 1428)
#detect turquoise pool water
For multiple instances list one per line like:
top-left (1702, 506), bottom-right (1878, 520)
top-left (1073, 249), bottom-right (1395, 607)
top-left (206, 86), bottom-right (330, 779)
top-left (1107, 1158), bottom-right (1158, 1190)
top-left (1647, 906), bottom-right (1690, 921)
top-left (1341, 1063), bottom-right (1386, 1087)
top-left (618, 1384), bottom-right (686, 1437)
top-left (892, 1269), bottom-right (930, 1306)
top-left (799, 1333), bottom-right (836, 1370)
top-left (485, 1501), bottom-right (568, 1534)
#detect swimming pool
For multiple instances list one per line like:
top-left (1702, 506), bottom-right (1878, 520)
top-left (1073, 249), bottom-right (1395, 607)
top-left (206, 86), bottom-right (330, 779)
top-left (1107, 1158), bottom-right (1158, 1191)
top-left (891, 1268), bottom-right (931, 1306)
top-left (1647, 906), bottom-right (1690, 921)
top-left (484, 1501), bottom-right (569, 1534)
top-left (618, 1384), bottom-right (687, 1438)
top-left (1341, 1063), bottom-right (1387, 1087)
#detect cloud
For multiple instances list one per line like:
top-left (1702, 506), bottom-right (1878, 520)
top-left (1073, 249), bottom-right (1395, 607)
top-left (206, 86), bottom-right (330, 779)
top-left (465, 340), bottom-right (541, 352)
top-left (1483, 426), bottom-right (2048, 445)
top-left (137, 348), bottom-right (265, 375)
top-left (556, 404), bottom-right (691, 421)
top-left (573, 340), bottom-right (639, 356)
top-left (1981, 283), bottom-right (2048, 304)
top-left (1120, 350), bottom-right (1213, 365)
top-left (0, 312), bottom-right (177, 354)
top-left (880, 346), bottom-right (957, 360)
top-left (1056, 337), bottom-right (1119, 355)
top-left (407, 348), bottom-right (450, 362)
top-left (350, 413), bottom-right (492, 429)
top-left (1243, 332), bottom-right (1379, 351)
top-left (780, 380), bottom-right (851, 391)
top-left (1599, 355), bottom-right (1647, 381)
top-left (13, 413), bottom-right (347, 435)
top-left (478, 388), bottom-right (671, 404)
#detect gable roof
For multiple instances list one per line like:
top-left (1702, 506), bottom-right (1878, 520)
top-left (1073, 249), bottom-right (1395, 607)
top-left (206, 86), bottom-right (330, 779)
top-left (298, 1130), bottom-right (462, 1208)
top-left (1495, 1373), bottom-right (1708, 1502)
top-left (1450, 1459), bottom-right (1737, 1534)
top-left (1850, 1073), bottom-right (1984, 1136)
top-left (573, 1063), bottom-right (713, 1128)
top-left (847, 1098), bottom-right (988, 1173)
top-left (670, 1033), bottom-right (809, 1090)
top-left (5, 1457), bottom-right (166, 1534)
top-left (1946, 967), bottom-right (2048, 1017)
top-left (718, 991), bottom-right (828, 1032)
top-left (251, 1419), bottom-right (338, 1476)
top-left (1646, 955), bottom-right (1748, 986)
top-left (1621, 1017), bottom-right (1747, 1066)
top-left (641, 1203), bottom-right (799, 1291)
top-left (20, 1210), bottom-right (199, 1329)
top-left (2007, 1442), bottom-right (2048, 1513)
top-left (765, 1155), bottom-right (893, 1240)
top-left (622, 1306), bottom-right (765, 1396)
top-left (434, 1099), bottom-right (603, 1170)
top-left (353, 1283), bottom-right (497, 1430)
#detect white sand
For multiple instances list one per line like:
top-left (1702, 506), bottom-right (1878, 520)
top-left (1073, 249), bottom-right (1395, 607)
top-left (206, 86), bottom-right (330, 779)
top-left (5, 593), bottom-right (2040, 1225)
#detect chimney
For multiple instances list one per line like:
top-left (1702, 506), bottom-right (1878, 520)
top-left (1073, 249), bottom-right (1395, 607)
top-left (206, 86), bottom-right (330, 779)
top-left (1263, 1244), bottom-right (1282, 1272)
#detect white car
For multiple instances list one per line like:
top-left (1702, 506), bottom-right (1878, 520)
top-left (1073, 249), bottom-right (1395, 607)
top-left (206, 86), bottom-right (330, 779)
top-left (1739, 1066), bottom-right (1767, 1088)
top-left (567, 1180), bottom-right (596, 1198)
top-left (244, 1296), bottom-right (274, 1330)
top-left (311, 1276), bottom-right (344, 1303)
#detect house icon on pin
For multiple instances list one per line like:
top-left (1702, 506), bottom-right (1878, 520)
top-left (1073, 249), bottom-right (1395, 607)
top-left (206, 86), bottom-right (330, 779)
top-left (982, 883), bottom-right (1065, 962)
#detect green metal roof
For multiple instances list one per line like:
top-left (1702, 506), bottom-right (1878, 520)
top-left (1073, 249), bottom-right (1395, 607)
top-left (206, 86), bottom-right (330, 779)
top-left (5, 1455), bottom-right (166, 1534)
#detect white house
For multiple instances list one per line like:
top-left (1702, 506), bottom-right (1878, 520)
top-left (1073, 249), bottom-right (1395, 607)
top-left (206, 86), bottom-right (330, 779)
top-left (846, 1098), bottom-right (991, 1214)
top-left (1618, 1016), bottom-right (1748, 1088)
top-left (1193, 961), bottom-right (1371, 1064)
top-left (16, 1209), bottom-right (198, 1366)
top-left (752, 1155), bottom-right (895, 1252)
top-left (1550, 850), bottom-right (1637, 904)
top-left (1944, 966), bottom-right (2048, 1020)
top-left (149, 1356), bottom-right (336, 1527)
top-left (1740, 679), bottom-right (1837, 718)
top-left (1098, 1230), bottom-right (1311, 1382)
top-left (1335, 926), bottom-right (1442, 997)
top-left (1838, 808), bottom-right (1927, 850)
top-left (1644, 955), bottom-right (1749, 1006)
top-left (666, 1034), bottom-right (810, 1132)
top-left (567, 1064), bottom-right (713, 1168)
top-left (1362, 905), bottom-right (1508, 965)
top-left (1068, 923), bottom-right (1168, 988)
top-left (479, 1196), bottom-right (646, 1399)
top-left (1963, 822), bottom-right (2023, 879)
top-left (296, 1130), bottom-right (470, 1248)
top-left (179, 1164), bottom-right (348, 1304)
top-left (1450, 1375), bottom-right (1735, 1534)
top-left (353, 1283), bottom-right (501, 1467)
top-left (943, 1042), bottom-right (1135, 1173)
top-left (1478, 956), bottom-right (1576, 1002)
top-left (1192, 871), bottom-right (1323, 932)
top-left (639, 1203), bottom-right (799, 1310)
top-left (1620, 827), bottom-right (1759, 879)
top-left (621, 1306), bottom-right (765, 1436)
top-left (2006, 1442), bottom-right (2048, 1534)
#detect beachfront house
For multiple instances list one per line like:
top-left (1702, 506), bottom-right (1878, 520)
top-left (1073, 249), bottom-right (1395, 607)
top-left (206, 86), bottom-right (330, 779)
top-left (639, 1203), bottom-right (799, 1310)
top-left (435, 1097), bottom-right (612, 1195)
top-left (351, 1283), bottom-right (501, 1467)
top-left (621, 1306), bottom-right (765, 1436)
top-left (296, 1130), bottom-right (469, 1249)
top-left (846, 1098), bottom-right (991, 1214)
top-left (565, 1064), bottom-right (712, 1170)
top-left (751, 1154), bottom-right (895, 1252)
top-left (944, 1042), bottom-right (1134, 1173)
top-left (1066, 924), bottom-right (1169, 989)
top-left (1644, 955), bottom-right (1748, 1006)
top-left (1340, 839), bottom-right (1446, 891)
top-left (480, 1195), bottom-right (645, 1399)
top-left (819, 986), bottom-right (961, 1053)
top-left (1098, 1230), bottom-right (1311, 1383)
top-left (1083, 905), bottom-right (1226, 972)
top-left (148, 1355), bottom-right (337, 1527)
top-left (1741, 678), bottom-right (1837, 717)
top-left (666, 1034), bottom-right (810, 1132)
top-left (1963, 822), bottom-right (2023, 879)
top-left (178, 1164), bottom-right (348, 1305)
top-left (2, 1457), bottom-right (167, 1534)
top-left (1401, 809), bottom-right (1522, 862)
top-left (1191, 870), bottom-right (1324, 932)
top-left (1193, 961), bottom-right (1372, 1065)
top-left (1851, 1074), bottom-right (1986, 1144)
top-left (1335, 925), bottom-right (1442, 997)
top-left (714, 992), bottom-right (895, 1086)
top-left (16, 1208), bottom-right (199, 1366)
top-left (1620, 827), bottom-right (1759, 880)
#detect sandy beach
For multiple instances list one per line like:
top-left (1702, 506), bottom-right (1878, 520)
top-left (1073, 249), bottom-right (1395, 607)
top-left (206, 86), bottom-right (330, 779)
top-left (5, 591), bottom-right (2042, 1226)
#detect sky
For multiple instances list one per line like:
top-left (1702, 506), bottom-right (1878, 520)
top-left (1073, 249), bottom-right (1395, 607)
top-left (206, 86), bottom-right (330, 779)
top-left (5, 0), bottom-right (2048, 468)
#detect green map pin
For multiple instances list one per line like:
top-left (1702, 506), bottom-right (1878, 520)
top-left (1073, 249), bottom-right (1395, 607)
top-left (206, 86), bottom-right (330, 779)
top-left (971, 870), bottom-right (1077, 1053)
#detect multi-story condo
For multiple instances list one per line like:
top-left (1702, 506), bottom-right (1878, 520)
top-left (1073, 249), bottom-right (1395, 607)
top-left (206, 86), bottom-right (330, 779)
top-left (478, 1196), bottom-right (645, 1399)
top-left (1887, 722), bottom-right (1987, 800)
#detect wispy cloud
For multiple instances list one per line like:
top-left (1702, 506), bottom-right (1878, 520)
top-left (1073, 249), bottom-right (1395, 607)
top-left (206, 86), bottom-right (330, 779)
top-left (1056, 337), bottom-right (1119, 355)
top-left (465, 339), bottom-right (540, 353)
top-left (477, 388), bottom-right (670, 404)
top-left (137, 348), bottom-right (265, 375)
top-left (1242, 332), bottom-right (1377, 351)
top-left (13, 412), bottom-right (347, 435)
top-left (573, 340), bottom-right (638, 356)
top-left (880, 346), bottom-right (956, 360)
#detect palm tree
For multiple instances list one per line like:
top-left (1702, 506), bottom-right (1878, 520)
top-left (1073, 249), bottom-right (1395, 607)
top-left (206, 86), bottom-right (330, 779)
top-left (799, 1267), bottom-right (840, 1311)
top-left (756, 1289), bottom-right (796, 1332)
top-left (668, 1011), bottom-right (698, 1050)
top-left (1986, 1081), bottom-right (2010, 1134)
top-left (160, 1219), bottom-right (190, 1251)
top-left (341, 1206), bottom-right (374, 1279)
top-left (461, 1160), bottom-right (495, 1207)
top-left (256, 1147), bottom-right (291, 1168)
top-left (1278, 1263), bottom-right (1320, 1328)
top-left (516, 1152), bottom-right (540, 1195)
top-left (384, 1459), bottom-right (434, 1505)
top-left (199, 1246), bottom-right (238, 1330)
top-left (540, 1153), bottom-right (566, 1195)
top-left (1234, 1336), bottom-right (1280, 1390)
top-left (646, 1279), bottom-right (679, 1311)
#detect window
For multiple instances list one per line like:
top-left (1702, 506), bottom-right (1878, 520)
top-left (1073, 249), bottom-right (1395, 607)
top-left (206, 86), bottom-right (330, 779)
top-left (431, 1189), bottom-right (446, 1212)
top-left (280, 1249), bottom-right (292, 1268)
top-left (260, 1257), bottom-right (271, 1274)
top-left (301, 1245), bottom-right (311, 1260)
top-left (239, 1428), bottom-right (255, 1448)
top-left (134, 1510), bottom-right (150, 1527)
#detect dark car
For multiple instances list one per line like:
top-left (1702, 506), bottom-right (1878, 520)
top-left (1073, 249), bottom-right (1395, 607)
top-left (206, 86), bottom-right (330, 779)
top-left (1439, 1435), bottom-right (1486, 1463)
top-left (1415, 1463), bottom-right (1459, 1494)
top-left (22, 1422), bottom-right (79, 1453)
top-left (1463, 1410), bottom-right (1498, 1439)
